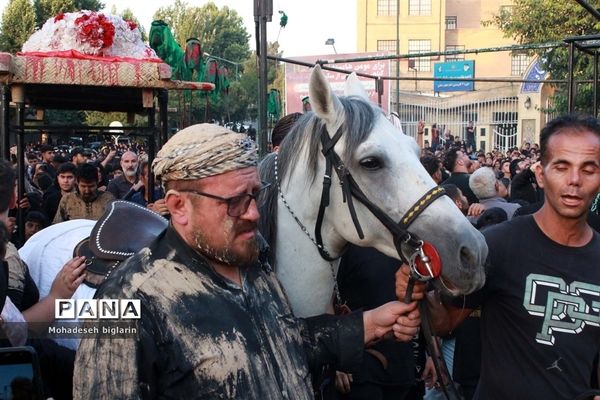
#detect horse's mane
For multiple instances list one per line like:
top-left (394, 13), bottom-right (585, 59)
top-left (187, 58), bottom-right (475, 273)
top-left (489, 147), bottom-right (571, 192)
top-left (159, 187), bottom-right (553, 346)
top-left (258, 96), bottom-right (379, 267)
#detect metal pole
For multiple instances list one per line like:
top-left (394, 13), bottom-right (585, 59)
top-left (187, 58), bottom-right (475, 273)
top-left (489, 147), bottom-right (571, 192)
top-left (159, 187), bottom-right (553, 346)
top-left (256, 0), bottom-right (272, 159)
top-left (16, 101), bottom-right (25, 246)
top-left (273, 55), bottom-right (379, 79)
top-left (396, 0), bottom-right (400, 115)
top-left (574, 0), bottom-right (600, 21)
top-left (158, 89), bottom-right (168, 148)
top-left (376, 78), bottom-right (383, 108)
top-left (259, 17), bottom-right (268, 158)
top-left (568, 41), bottom-right (575, 112)
top-left (147, 101), bottom-right (156, 203)
top-left (594, 51), bottom-right (598, 117)
top-left (0, 85), bottom-right (8, 160)
top-left (267, 54), bottom-right (571, 84)
top-left (316, 41), bottom-right (564, 64)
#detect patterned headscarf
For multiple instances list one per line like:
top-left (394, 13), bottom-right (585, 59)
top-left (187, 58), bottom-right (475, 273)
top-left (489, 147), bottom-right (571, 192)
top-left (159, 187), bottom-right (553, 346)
top-left (152, 123), bottom-right (257, 181)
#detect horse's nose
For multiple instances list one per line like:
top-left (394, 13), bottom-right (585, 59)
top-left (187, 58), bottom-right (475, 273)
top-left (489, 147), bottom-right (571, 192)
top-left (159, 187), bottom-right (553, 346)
top-left (458, 240), bottom-right (488, 292)
top-left (459, 245), bottom-right (478, 270)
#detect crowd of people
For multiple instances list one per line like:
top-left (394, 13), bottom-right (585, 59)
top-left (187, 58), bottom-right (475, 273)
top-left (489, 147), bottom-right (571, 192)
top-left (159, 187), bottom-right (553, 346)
top-left (0, 110), bottom-right (599, 400)
top-left (5, 140), bottom-right (167, 246)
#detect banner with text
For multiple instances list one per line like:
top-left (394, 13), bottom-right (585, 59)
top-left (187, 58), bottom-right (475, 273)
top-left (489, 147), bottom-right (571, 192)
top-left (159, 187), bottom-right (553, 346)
top-left (284, 52), bottom-right (390, 114)
top-left (433, 60), bottom-right (475, 92)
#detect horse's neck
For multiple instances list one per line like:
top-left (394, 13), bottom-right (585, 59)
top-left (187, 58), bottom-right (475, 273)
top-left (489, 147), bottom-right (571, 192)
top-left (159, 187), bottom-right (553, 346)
top-left (274, 174), bottom-right (344, 317)
top-left (275, 206), bottom-right (341, 317)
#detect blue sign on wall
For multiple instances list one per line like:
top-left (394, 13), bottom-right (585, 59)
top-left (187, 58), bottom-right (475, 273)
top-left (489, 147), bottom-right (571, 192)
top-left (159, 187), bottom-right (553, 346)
top-left (521, 59), bottom-right (546, 93)
top-left (433, 60), bottom-right (475, 92)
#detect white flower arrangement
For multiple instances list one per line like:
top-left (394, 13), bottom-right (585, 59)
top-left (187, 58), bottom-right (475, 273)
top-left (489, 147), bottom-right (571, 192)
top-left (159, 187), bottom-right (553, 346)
top-left (22, 10), bottom-right (158, 59)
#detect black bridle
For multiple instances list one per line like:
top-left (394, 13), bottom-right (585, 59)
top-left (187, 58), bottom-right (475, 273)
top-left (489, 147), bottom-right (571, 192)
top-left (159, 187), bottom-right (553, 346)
top-left (315, 125), bottom-right (461, 400)
top-left (315, 125), bottom-right (445, 266)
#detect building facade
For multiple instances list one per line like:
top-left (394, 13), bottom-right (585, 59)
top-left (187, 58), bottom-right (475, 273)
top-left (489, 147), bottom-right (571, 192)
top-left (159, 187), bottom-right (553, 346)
top-left (356, 0), bottom-right (553, 152)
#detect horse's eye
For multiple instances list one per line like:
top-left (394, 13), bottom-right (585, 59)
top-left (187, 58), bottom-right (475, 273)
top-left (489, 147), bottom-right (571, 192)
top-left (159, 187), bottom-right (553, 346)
top-left (359, 157), bottom-right (382, 170)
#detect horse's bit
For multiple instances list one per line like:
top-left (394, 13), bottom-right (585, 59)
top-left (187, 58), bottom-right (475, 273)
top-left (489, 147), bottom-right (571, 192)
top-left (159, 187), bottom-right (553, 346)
top-left (314, 123), bottom-right (460, 400)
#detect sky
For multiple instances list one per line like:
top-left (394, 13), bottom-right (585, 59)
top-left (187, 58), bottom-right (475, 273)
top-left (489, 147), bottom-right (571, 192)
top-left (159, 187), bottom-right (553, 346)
top-left (0, 0), bottom-right (357, 57)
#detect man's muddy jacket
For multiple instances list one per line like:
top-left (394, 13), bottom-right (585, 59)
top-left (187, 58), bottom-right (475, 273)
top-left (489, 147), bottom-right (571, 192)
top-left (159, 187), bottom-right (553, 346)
top-left (73, 226), bottom-right (364, 399)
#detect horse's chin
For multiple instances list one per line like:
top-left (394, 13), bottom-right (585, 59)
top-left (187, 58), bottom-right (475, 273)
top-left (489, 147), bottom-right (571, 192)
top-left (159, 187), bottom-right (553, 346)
top-left (435, 272), bottom-right (485, 297)
top-left (434, 277), bottom-right (461, 296)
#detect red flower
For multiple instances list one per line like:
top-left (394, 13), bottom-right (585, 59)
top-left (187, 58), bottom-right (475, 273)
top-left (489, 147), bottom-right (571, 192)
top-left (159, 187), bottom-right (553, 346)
top-left (74, 12), bottom-right (115, 51)
top-left (75, 14), bottom-right (89, 25)
top-left (54, 12), bottom-right (65, 22)
top-left (126, 20), bottom-right (137, 31)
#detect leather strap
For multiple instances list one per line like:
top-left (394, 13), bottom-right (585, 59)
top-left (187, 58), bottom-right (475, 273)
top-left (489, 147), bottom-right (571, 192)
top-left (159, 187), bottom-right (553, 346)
top-left (419, 302), bottom-right (462, 400)
top-left (365, 348), bottom-right (389, 370)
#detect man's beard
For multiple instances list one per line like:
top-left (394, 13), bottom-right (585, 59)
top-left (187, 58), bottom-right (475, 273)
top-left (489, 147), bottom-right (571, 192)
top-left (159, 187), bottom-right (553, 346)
top-left (81, 193), bottom-right (96, 202)
top-left (192, 219), bottom-right (259, 267)
top-left (124, 168), bottom-right (137, 177)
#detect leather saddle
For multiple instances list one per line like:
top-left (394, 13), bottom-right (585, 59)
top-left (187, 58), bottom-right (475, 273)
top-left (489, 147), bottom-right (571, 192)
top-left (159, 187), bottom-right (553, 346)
top-left (73, 200), bottom-right (168, 288)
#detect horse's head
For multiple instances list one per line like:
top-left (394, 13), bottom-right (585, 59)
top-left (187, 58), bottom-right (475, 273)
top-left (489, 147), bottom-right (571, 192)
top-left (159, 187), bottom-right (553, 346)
top-left (306, 65), bottom-right (487, 295)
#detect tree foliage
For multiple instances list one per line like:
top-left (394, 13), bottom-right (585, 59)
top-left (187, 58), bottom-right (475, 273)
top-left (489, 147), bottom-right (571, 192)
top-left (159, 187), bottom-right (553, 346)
top-left (84, 111), bottom-right (126, 127)
top-left (153, 0), bottom-right (250, 64)
top-left (490, 0), bottom-right (600, 113)
top-left (152, 1), bottom-right (269, 126)
top-left (0, 0), bottom-right (36, 53)
top-left (34, 0), bottom-right (104, 27)
top-left (0, 0), bottom-right (104, 53)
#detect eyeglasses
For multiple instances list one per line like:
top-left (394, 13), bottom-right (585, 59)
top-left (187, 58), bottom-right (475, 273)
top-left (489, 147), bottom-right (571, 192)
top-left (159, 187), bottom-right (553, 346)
top-left (179, 182), bottom-right (271, 217)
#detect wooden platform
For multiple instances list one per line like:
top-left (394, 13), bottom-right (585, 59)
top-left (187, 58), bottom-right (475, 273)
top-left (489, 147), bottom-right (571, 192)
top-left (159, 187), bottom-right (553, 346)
top-left (0, 52), bottom-right (214, 112)
top-left (0, 52), bottom-right (213, 91)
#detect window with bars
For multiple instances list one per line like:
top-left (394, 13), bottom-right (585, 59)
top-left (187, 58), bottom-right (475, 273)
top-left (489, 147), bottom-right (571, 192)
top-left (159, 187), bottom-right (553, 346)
top-left (445, 16), bottom-right (457, 30)
top-left (408, 0), bottom-right (431, 16)
top-left (511, 53), bottom-right (530, 76)
top-left (377, 0), bottom-right (397, 16)
top-left (446, 45), bottom-right (465, 61)
top-left (408, 39), bottom-right (431, 72)
top-left (377, 40), bottom-right (398, 52)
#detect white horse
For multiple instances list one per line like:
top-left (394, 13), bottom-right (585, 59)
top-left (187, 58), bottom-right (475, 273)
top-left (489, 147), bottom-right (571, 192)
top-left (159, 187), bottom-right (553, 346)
top-left (259, 66), bottom-right (488, 317)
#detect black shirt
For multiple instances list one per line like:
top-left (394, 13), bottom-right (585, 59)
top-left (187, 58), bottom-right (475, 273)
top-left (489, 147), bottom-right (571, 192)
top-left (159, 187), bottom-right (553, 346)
top-left (442, 172), bottom-right (478, 204)
top-left (107, 175), bottom-right (136, 199)
top-left (338, 246), bottom-right (423, 386)
top-left (461, 216), bottom-right (600, 400)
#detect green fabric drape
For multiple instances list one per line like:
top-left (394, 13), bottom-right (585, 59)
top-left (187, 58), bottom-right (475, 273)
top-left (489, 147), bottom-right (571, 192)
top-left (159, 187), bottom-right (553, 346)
top-left (149, 20), bottom-right (189, 81)
top-left (267, 89), bottom-right (282, 123)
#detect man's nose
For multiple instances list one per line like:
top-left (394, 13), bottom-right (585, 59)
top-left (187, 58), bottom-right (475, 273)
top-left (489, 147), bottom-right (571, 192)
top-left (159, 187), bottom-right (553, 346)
top-left (568, 169), bottom-right (582, 185)
top-left (241, 198), bottom-right (260, 222)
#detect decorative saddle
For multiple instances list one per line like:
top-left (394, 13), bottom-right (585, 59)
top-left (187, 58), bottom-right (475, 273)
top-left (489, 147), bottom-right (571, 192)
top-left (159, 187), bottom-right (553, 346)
top-left (74, 200), bottom-right (168, 288)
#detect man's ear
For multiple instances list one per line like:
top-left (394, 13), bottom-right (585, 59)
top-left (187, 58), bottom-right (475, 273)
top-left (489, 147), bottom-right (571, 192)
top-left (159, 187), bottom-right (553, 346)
top-left (533, 162), bottom-right (545, 189)
top-left (165, 190), bottom-right (189, 226)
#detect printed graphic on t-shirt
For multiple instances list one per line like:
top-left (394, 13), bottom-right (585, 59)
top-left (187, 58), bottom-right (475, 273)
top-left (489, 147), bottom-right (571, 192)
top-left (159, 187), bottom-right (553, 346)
top-left (523, 273), bottom-right (600, 346)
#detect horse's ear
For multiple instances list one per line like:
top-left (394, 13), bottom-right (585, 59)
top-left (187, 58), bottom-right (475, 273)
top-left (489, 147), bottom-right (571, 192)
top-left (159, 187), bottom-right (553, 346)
top-left (309, 64), bottom-right (343, 127)
top-left (344, 72), bottom-right (369, 100)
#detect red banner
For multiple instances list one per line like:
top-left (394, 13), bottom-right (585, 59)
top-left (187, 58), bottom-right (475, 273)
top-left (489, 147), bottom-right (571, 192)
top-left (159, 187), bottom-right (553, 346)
top-left (285, 52), bottom-right (390, 115)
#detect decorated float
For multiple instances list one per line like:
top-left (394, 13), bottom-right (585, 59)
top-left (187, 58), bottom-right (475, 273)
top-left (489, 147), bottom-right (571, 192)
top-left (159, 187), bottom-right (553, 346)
top-left (0, 11), bottom-right (214, 242)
